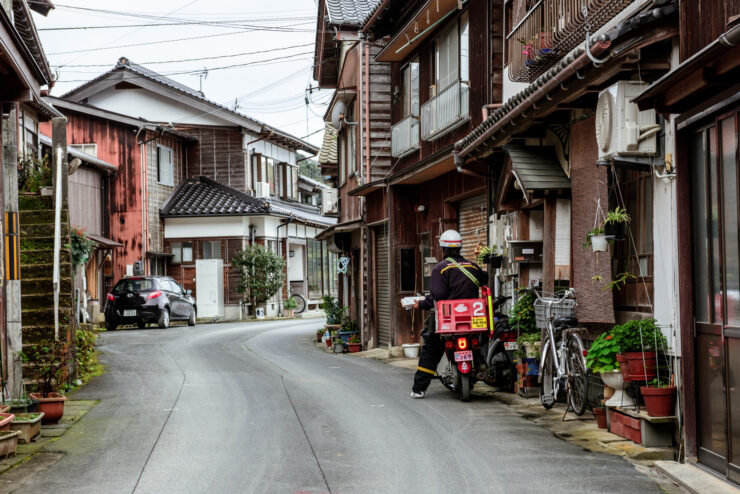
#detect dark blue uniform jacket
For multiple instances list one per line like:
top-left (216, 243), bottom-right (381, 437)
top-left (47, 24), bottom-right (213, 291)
top-left (418, 256), bottom-right (489, 310)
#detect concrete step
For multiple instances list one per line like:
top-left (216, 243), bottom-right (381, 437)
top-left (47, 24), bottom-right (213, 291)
top-left (21, 326), bottom-right (69, 344)
top-left (18, 194), bottom-right (54, 211)
top-left (21, 294), bottom-right (74, 310)
top-left (21, 277), bottom-right (73, 295)
top-left (20, 249), bottom-right (71, 265)
top-left (20, 236), bottom-right (55, 251)
top-left (19, 209), bottom-right (68, 225)
top-left (19, 223), bottom-right (69, 238)
top-left (21, 307), bottom-right (73, 327)
top-left (20, 264), bottom-right (72, 280)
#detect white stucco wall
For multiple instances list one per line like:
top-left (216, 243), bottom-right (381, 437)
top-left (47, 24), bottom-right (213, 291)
top-left (164, 216), bottom-right (249, 238)
top-left (288, 244), bottom-right (304, 282)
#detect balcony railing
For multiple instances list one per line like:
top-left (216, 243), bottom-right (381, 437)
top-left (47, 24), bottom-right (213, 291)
top-left (421, 80), bottom-right (470, 141)
top-left (506, 0), bottom-right (634, 83)
top-left (391, 115), bottom-right (420, 158)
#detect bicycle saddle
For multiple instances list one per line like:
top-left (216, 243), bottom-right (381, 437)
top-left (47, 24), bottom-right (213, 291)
top-left (553, 316), bottom-right (578, 329)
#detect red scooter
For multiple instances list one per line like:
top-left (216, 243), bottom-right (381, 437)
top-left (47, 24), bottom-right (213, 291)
top-left (434, 286), bottom-right (496, 402)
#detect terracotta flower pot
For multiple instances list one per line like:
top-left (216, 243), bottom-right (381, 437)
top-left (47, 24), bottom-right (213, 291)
top-left (325, 338), bottom-right (332, 348)
top-left (616, 354), bottom-right (631, 382)
top-left (0, 406), bottom-right (9, 414)
top-left (29, 393), bottom-right (67, 424)
top-left (641, 386), bottom-right (676, 417)
top-left (624, 351), bottom-right (657, 381)
top-left (348, 343), bottom-right (362, 353)
top-left (0, 413), bottom-right (14, 431)
top-left (593, 407), bottom-right (607, 429)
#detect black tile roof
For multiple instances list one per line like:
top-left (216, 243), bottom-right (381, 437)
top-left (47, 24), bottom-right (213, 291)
top-left (160, 177), bottom-right (270, 218)
top-left (326, 0), bottom-right (382, 26)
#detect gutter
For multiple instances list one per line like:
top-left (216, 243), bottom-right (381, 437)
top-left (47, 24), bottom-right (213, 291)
top-left (361, 0), bottom-right (390, 34)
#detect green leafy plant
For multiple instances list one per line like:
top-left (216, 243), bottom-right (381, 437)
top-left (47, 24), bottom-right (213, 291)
top-left (17, 339), bottom-right (69, 397)
top-left (591, 275), bottom-right (604, 283)
top-left (340, 314), bottom-right (358, 333)
top-left (67, 227), bottom-right (97, 275)
top-left (612, 319), bottom-right (666, 353)
top-left (348, 334), bottom-right (361, 344)
top-left (283, 297), bottom-right (298, 310)
top-left (17, 154), bottom-right (51, 193)
top-left (75, 328), bottom-right (97, 376)
top-left (585, 332), bottom-right (621, 373)
top-left (232, 245), bottom-right (286, 312)
top-left (516, 332), bottom-right (541, 359)
top-left (509, 288), bottom-right (537, 334)
top-left (604, 272), bottom-right (636, 291)
top-left (321, 296), bottom-right (346, 325)
top-left (582, 227), bottom-right (605, 250)
top-left (603, 206), bottom-right (631, 225)
top-left (647, 377), bottom-right (672, 388)
top-left (476, 245), bottom-right (499, 265)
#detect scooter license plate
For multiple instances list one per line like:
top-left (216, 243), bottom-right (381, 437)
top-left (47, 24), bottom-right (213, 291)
top-left (504, 342), bottom-right (518, 351)
top-left (454, 350), bottom-right (473, 362)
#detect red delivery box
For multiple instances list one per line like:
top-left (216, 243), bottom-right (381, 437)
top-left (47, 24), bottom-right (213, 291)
top-left (436, 298), bottom-right (489, 334)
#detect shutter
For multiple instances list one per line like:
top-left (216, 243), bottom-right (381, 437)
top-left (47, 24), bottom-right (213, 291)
top-left (555, 199), bottom-right (571, 267)
top-left (458, 195), bottom-right (487, 261)
top-left (375, 227), bottom-right (391, 347)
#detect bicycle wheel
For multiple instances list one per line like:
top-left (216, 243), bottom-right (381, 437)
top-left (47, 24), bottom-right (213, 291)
top-left (539, 338), bottom-right (555, 409)
top-left (292, 293), bottom-right (307, 314)
top-left (566, 333), bottom-right (589, 416)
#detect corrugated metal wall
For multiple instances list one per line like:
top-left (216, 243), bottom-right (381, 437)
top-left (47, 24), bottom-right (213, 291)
top-left (375, 227), bottom-right (391, 347)
top-left (458, 194), bottom-right (487, 261)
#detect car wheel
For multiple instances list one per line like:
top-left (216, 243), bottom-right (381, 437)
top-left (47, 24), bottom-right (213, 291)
top-left (137, 321), bottom-right (147, 329)
top-left (188, 308), bottom-right (196, 327)
top-left (158, 308), bottom-right (170, 329)
top-left (105, 321), bottom-right (117, 331)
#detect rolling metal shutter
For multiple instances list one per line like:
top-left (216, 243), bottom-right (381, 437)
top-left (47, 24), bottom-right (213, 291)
top-left (458, 195), bottom-right (488, 261)
top-left (375, 227), bottom-right (391, 347)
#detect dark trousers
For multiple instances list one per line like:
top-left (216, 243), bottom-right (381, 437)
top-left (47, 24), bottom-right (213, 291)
top-left (412, 333), bottom-right (445, 393)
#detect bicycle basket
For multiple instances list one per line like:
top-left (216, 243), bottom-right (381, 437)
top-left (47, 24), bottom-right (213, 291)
top-left (534, 297), bottom-right (576, 329)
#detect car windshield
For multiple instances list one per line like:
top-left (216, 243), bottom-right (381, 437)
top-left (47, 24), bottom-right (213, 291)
top-left (113, 278), bottom-right (156, 294)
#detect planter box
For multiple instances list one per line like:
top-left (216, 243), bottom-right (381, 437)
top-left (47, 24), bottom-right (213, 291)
top-left (347, 343), bottom-right (362, 353)
top-left (338, 331), bottom-right (359, 343)
top-left (0, 430), bottom-right (21, 458)
top-left (0, 413), bottom-right (14, 431)
top-left (0, 406), bottom-right (8, 414)
top-left (608, 409), bottom-right (642, 443)
top-left (29, 393), bottom-right (66, 424)
top-left (10, 413), bottom-right (43, 443)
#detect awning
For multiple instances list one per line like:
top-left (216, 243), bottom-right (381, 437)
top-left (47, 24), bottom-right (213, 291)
top-left (318, 123), bottom-right (338, 166)
top-left (40, 134), bottom-right (117, 173)
top-left (349, 179), bottom-right (385, 196)
top-left (634, 24), bottom-right (740, 115)
top-left (496, 146), bottom-right (570, 210)
top-left (88, 233), bottom-right (122, 249)
top-left (376, 0), bottom-right (466, 62)
top-left (146, 251), bottom-right (174, 258)
top-left (315, 220), bottom-right (364, 241)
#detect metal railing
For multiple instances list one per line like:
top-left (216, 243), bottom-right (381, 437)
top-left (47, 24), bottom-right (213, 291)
top-left (391, 115), bottom-right (420, 158)
top-left (421, 80), bottom-right (470, 141)
top-left (506, 0), bottom-right (635, 83)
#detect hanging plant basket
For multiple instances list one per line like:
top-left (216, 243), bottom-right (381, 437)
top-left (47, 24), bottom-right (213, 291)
top-left (604, 222), bottom-right (627, 240)
top-left (483, 255), bottom-right (503, 269)
top-left (591, 235), bottom-right (608, 252)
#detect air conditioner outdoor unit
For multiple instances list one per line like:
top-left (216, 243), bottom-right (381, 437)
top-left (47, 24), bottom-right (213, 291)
top-left (255, 182), bottom-right (270, 199)
top-left (595, 81), bottom-right (659, 161)
top-left (321, 188), bottom-right (338, 215)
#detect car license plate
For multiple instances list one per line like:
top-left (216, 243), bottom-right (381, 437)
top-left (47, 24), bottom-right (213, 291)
top-left (454, 350), bottom-right (473, 362)
top-left (123, 310), bottom-right (137, 317)
top-left (504, 342), bottom-right (518, 351)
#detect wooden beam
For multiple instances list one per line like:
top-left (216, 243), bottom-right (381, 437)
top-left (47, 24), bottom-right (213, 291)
top-left (543, 196), bottom-right (556, 294)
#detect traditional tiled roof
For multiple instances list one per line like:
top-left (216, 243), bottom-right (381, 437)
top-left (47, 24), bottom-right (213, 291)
top-left (269, 198), bottom-right (337, 227)
top-left (160, 176), bottom-right (270, 218)
top-left (64, 58), bottom-right (319, 154)
top-left (325, 0), bottom-right (382, 26)
top-left (318, 123), bottom-right (338, 165)
top-left (13, 0), bottom-right (52, 85)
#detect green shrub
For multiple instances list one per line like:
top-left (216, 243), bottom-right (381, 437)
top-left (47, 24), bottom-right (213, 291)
top-left (612, 319), bottom-right (666, 353)
top-left (232, 245), bottom-right (286, 310)
top-left (67, 228), bottom-right (97, 275)
top-left (509, 288), bottom-right (537, 334)
top-left (283, 297), bottom-right (298, 310)
top-left (75, 328), bottom-right (97, 375)
top-left (321, 296), bottom-right (346, 325)
top-left (585, 332), bottom-right (620, 373)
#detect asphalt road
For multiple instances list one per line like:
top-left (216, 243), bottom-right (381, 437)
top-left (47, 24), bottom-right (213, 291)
top-left (10, 320), bottom-right (665, 493)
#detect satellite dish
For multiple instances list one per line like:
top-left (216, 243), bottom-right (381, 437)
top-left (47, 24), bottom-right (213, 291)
top-left (331, 100), bottom-right (347, 131)
top-left (68, 157), bottom-right (82, 176)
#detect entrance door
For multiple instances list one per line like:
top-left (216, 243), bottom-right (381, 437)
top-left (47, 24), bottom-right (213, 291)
top-left (375, 227), bottom-right (391, 347)
top-left (689, 110), bottom-right (740, 484)
top-left (181, 266), bottom-right (196, 299)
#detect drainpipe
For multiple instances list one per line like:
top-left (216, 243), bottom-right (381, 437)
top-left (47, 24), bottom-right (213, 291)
top-left (53, 147), bottom-right (63, 340)
top-left (276, 217), bottom-right (294, 316)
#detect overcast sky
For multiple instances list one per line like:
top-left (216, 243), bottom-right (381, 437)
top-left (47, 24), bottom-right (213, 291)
top-left (33, 0), bottom-right (329, 147)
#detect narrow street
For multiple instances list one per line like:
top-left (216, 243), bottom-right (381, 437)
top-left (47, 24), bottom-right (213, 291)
top-left (7, 320), bottom-right (665, 494)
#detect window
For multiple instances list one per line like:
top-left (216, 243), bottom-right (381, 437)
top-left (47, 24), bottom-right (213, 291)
top-left (20, 110), bottom-right (38, 156)
top-left (70, 144), bottom-right (97, 157)
top-left (400, 248), bottom-right (416, 292)
top-left (157, 145), bottom-right (174, 186)
top-left (202, 241), bottom-right (221, 260)
top-left (170, 241), bottom-right (193, 263)
top-left (401, 60), bottom-right (420, 117)
top-left (281, 163), bottom-right (298, 200)
top-left (433, 12), bottom-right (469, 91)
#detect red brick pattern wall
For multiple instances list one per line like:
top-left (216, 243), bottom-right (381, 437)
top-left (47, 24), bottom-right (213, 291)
top-left (570, 116), bottom-right (614, 324)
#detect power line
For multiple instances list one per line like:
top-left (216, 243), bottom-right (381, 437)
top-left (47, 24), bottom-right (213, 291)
top-left (51, 43), bottom-right (314, 67)
top-left (39, 21), bottom-right (313, 32)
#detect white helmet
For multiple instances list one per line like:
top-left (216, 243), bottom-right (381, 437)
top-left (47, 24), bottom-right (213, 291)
top-left (439, 230), bottom-right (463, 248)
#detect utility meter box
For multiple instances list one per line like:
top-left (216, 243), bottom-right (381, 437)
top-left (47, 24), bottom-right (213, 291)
top-left (196, 259), bottom-right (224, 319)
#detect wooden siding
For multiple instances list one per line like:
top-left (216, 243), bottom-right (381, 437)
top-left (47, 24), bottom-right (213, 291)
top-left (146, 131), bottom-right (186, 255)
top-left (389, 0), bottom-right (491, 176)
top-left (176, 125), bottom-right (246, 191)
top-left (366, 42), bottom-right (393, 182)
top-left (68, 166), bottom-right (103, 236)
top-left (680, 0), bottom-right (740, 60)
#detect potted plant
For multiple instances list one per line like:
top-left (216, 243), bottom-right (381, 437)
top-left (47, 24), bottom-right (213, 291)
top-left (516, 332), bottom-right (541, 359)
top-left (316, 328), bottom-right (326, 342)
top-left (347, 334), bottom-right (362, 353)
top-left (612, 319), bottom-right (666, 382)
top-left (586, 332), bottom-right (634, 407)
top-left (321, 296), bottom-right (346, 331)
top-left (0, 413), bottom-right (14, 431)
top-left (338, 315), bottom-right (359, 343)
top-left (641, 377), bottom-right (677, 417)
top-left (18, 339), bottom-right (69, 424)
top-left (283, 297), bottom-right (298, 318)
top-left (333, 339), bottom-right (345, 354)
top-left (593, 406), bottom-right (607, 429)
top-left (585, 227), bottom-right (607, 252)
top-left (0, 430), bottom-right (21, 458)
top-left (17, 154), bottom-right (51, 195)
top-left (476, 245), bottom-right (502, 268)
top-left (603, 206), bottom-right (631, 239)
top-left (10, 413), bottom-right (44, 443)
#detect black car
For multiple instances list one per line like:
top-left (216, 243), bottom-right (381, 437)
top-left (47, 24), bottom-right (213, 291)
top-left (104, 276), bottom-right (196, 330)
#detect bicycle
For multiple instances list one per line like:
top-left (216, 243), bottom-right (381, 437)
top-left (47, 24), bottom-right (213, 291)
top-left (528, 287), bottom-right (589, 416)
